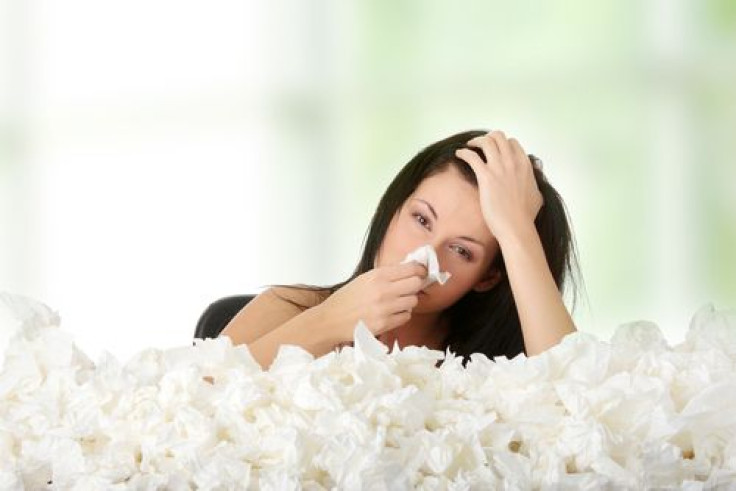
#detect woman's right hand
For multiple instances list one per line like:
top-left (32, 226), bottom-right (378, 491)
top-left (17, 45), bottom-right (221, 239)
top-left (315, 262), bottom-right (427, 342)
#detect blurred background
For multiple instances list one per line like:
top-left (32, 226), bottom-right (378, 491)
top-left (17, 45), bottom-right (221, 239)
top-left (1, 0), bottom-right (734, 361)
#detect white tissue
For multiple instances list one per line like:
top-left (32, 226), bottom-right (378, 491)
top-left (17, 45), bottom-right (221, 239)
top-left (2, 293), bottom-right (736, 488)
top-left (401, 244), bottom-right (451, 290)
top-left (0, 292), bottom-right (60, 368)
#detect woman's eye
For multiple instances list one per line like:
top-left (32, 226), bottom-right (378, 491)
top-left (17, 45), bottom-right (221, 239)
top-left (413, 213), bottom-right (430, 229)
top-left (452, 245), bottom-right (472, 261)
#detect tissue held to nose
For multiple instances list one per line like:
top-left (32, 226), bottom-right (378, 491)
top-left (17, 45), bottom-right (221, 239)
top-left (401, 244), bottom-right (451, 290)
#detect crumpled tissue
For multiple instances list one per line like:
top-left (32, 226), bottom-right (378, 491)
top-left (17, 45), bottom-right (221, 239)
top-left (1, 292), bottom-right (736, 488)
top-left (401, 244), bottom-right (451, 290)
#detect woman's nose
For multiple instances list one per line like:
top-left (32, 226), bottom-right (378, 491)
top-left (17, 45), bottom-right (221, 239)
top-left (429, 241), bottom-right (450, 267)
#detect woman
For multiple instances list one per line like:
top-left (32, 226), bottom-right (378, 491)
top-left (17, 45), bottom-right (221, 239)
top-left (221, 130), bottom-right (579, 369)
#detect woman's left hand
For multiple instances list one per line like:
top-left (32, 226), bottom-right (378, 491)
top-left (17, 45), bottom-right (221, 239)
top-left (456, 131), bottom-right (576, 356)
top-left (455, 131), bottom-right (543, 243)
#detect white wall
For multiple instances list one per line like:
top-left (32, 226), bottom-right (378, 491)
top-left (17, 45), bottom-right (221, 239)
top-left (2, 0), bottom-right (734, 360)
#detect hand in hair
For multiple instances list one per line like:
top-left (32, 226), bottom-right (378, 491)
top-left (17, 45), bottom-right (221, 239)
top-left (455, 130), bottom-right (543, 243)
top-left (455, 130), bottom-right (575, 356)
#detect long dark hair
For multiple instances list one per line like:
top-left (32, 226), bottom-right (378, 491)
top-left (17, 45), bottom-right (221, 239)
top-left (281, 129), bottom-right (580, 363)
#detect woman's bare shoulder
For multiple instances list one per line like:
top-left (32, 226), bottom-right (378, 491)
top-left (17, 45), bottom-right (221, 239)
top-left (220, 285), bottom-right (331, 346)
top-left (265, 285), bottom-right (331, 309)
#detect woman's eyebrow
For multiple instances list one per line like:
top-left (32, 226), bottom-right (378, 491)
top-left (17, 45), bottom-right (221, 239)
top-left (414, 198), bottom-right (486, 250)
top-left (459, 236), bottom-right (486, 249)
top-left (414, 198), bottom-right (438, 220)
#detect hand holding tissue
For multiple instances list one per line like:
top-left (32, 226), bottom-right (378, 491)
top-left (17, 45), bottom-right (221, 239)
top-left (401, 244), bottom-right (451, 290)
top-left (315, 245), bottom-right (449, 343)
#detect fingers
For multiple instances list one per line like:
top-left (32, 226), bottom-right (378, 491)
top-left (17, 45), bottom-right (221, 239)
top-left (466, 133), bottom-right (501, 165)
top-left (455, 147), bottom-right (485, 166)
top-left (509, 138), bottom-right (535, 177)
top-left (389, 293), bottom-right (419, 314)
top-left (462, 131), bottom-right (533, 173)
top-left (489, 131), bottom-right (515, 169)
top-left (455, 148), bottom-right (488, 178)
top-left (388, 275), bottom-right (424, 296)
top-left (367, 293), bottom-right (417, 335)
top-left (383, 295), bottom-right (418, 332)
top-left (383, 261), bottom-right (427, 281)
top-left (508, 138), bottom-right (528, 164)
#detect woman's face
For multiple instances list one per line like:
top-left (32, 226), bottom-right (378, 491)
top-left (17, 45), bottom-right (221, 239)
top-left (375, 165), bottom-right (501, 313)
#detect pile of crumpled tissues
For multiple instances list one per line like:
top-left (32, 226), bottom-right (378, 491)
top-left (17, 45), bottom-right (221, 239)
top-left (1, 293), bottom-right (735, 490)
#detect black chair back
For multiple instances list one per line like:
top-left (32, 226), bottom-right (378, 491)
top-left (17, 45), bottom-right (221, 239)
top-left (194, 294), bottom-right (256, 339)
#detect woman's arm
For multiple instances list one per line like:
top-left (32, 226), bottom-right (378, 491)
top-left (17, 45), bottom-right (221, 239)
top-left (220, 287), bottom-right (341, 369)
top-left (457, 130), bottom-right (576, 355)
top-left (496, 222), bottom-right (576, 356)
top-left (220, 261), bottom-right (426, 369)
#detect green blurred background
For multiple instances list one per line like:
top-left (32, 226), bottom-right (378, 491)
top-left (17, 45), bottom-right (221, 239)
top-left (1, 0), bottom-right (734, 359)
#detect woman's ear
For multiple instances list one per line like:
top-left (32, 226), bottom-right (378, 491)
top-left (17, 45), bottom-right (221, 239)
top-left (472, 268), bottom-right (503, 293)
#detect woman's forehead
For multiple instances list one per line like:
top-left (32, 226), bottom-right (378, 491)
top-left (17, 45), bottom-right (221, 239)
top-left (406, 168), bottom-right (495, 243)
top-left (412, 167), bottom-right (477, 202)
